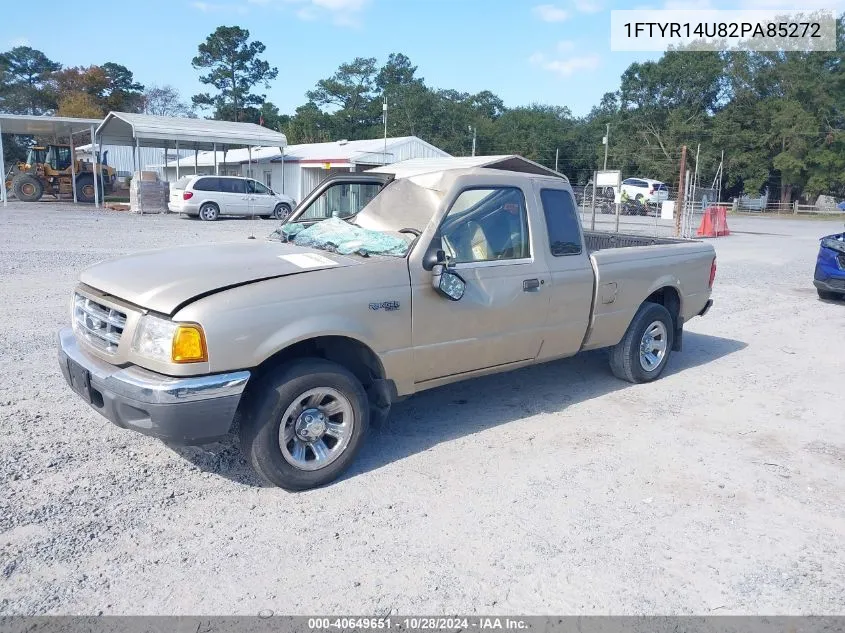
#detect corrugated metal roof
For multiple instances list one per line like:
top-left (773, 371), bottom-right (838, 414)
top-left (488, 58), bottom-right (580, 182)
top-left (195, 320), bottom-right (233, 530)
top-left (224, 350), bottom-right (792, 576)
top-left (96, 112), bottom-right (287, 150)
top-left (166, 136), bottom-right (449, 168)
top-left (0, 113), bottom-right (102, 136)
top-left (368, 155), bottom-right (568, 180)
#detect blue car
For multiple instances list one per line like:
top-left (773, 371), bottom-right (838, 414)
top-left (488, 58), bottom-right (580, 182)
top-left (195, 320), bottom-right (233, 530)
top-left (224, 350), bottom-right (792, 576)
top-left (814, 231), bottom-right (845, 300)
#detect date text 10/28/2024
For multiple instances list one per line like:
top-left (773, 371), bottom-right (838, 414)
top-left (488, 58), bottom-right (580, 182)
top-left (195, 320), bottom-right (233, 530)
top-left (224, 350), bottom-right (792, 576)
top-left (308, 618), bottom-right (529, 631)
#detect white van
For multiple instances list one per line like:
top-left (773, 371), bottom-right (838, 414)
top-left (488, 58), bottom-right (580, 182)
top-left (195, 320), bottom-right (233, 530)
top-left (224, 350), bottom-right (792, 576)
top-left (168, 175), bottom-right (297, 221)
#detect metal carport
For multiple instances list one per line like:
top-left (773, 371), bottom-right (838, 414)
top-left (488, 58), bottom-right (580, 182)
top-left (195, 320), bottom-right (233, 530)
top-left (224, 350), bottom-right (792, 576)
top-left (0, 114), bottom-right (103, 207)
top-left (95, 112), bottom-right (287, 208)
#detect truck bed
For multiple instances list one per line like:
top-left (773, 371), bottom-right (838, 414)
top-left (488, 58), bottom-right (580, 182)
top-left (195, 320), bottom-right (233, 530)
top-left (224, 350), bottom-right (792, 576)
top-left (584, 230), bottom-right (688, 253)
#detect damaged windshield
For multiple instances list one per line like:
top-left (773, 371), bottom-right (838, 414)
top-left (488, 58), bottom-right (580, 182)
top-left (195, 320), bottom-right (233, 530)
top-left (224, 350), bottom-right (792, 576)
top-left (268, 176), bottom-right (444, 258)
top-left (270, 217), bottom-right (413, 257)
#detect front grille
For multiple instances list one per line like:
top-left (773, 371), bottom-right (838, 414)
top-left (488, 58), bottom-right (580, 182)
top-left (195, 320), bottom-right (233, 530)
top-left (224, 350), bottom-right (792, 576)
top-left (838, 253), bottom-right (845, 270)
top-left (73, 294), bottom-right (127, 354)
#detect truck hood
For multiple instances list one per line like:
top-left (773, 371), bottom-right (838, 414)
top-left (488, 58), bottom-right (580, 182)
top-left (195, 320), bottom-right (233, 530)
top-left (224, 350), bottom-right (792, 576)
top-left (79, 241), bottom-right (359, 315)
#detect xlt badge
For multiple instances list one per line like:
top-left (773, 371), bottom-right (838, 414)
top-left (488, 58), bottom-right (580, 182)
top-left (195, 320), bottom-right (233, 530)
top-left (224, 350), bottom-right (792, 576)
top-left (369, 301), bottom-right (400, 312)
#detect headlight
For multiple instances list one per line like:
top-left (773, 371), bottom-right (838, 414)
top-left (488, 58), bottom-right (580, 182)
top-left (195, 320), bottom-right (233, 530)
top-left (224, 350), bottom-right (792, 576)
top-left (131, 315), bottom-right (208, 364)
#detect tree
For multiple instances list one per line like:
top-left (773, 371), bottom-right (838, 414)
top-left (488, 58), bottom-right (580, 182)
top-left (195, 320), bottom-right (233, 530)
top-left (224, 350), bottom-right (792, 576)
top-left (375, 53), bottom-right (422, 92)
top-left (192, 26), bottom-right (278, 122)
top-left (307, 57), bottom-right (378, 139)
top-left (143, 85), bottom-right (194, 117)
top-left (57, 92), bottom-right (103, 118)
top-left (101, 62), bottom-right (145, 111)
top-left (257, 101), bottom-right (289, 131)
top-left (0, 46), bottom-right (61, 114)
top-left (53, 64), bottom-right (145, 115)
top-left (286, 102), bottom-right (332, 143)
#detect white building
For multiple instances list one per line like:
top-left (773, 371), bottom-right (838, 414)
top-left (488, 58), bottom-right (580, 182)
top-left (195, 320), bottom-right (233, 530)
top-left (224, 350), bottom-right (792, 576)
top-left (161, 136), bottom-right (450, 204)
top-left (75, 144), bottom-right (192, 182)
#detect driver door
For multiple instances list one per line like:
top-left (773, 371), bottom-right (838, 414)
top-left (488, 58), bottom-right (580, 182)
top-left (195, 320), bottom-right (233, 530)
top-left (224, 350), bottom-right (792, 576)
top-left (411, 185), bottom-right (550, 384)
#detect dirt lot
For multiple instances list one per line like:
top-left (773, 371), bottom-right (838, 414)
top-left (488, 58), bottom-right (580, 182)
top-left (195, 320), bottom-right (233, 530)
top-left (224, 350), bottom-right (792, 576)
top-left (1, 203), bottom-right (844, 615)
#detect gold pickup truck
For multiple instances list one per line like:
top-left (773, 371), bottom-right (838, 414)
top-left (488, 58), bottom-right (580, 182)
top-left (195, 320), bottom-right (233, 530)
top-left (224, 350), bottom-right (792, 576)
top-left (58, 156), bottom-right (716, 490)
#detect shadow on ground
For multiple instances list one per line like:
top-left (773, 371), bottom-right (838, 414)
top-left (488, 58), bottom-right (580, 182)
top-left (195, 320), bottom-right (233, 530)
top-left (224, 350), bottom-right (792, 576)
top-left (171, 331), bottom-right (747, 488)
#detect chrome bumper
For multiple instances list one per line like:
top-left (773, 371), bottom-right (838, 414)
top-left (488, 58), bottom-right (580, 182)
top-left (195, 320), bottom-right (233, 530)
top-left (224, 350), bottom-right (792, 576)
top-left (58, 328), bottom-right (250, 444)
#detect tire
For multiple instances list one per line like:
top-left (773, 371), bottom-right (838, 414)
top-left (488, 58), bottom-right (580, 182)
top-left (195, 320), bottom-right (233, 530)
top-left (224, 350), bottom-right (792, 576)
top-left (271, 203), bottom-right (291, 221)
top-left (75, 174), bottom-right (103, 204)
top-left (239, 358), bottom-right (369, 491)
top-left (817, 289), bottom-right (841, 301)
top-left (12, 174), bottom-right (44, 202)
top-left (198, 202), bottom-right (220, 221)
top-left (609, 301), bottom-right (675, 384)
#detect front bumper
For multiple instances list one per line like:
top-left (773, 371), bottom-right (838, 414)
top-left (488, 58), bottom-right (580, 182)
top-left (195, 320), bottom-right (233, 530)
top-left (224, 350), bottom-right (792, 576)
top-left (58, 328), bottom-right (250, 445)
top-left (813, 278), bottom-right (845, 294)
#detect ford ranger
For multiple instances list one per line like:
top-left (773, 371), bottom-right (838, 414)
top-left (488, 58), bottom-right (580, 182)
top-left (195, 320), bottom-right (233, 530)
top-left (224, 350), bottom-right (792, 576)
top-left (58, 156), bottom-right (716, 490)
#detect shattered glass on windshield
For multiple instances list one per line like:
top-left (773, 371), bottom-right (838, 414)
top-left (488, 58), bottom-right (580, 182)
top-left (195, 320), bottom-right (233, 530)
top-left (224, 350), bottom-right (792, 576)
top-left (272, 217), bottom-right (411, 257)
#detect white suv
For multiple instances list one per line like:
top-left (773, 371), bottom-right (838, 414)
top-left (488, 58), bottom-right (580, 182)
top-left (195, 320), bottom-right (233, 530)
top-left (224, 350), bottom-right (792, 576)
top-left (619, 177), bottom-right (669, 203)
top-left (168, 175), bottom-right (297, 221)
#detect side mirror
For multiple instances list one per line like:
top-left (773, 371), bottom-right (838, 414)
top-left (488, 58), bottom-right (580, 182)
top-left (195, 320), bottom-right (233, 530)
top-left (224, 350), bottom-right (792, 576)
top-left (432, 264), bottom-right (466, 301)
top-left (423, 235), bottom-right (446, 271)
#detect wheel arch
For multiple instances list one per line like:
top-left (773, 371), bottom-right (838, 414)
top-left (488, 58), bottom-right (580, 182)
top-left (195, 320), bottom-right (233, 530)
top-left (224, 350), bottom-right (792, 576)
top-left (244, 334), bottom-right (395, 425)
top-left (644, 285), bottom-right (683, 351)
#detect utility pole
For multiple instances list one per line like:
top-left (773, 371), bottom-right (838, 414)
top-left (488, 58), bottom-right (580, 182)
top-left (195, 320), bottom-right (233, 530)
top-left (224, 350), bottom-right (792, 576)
top-left (555, 148), bottom-right (559, 172)
top-left (383, 95), bottom-right (388, 165)
top-left (603, 123), bottom-right (610, 170)
top-left (675, 145), bottom-right (687, 237)
top-left (717, 149), bottom-right (724, 202)
top-left (469, 125), bottom-right (476, 157)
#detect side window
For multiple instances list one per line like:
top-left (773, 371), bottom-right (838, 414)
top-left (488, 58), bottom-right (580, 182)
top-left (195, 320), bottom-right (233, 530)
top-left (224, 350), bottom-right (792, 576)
top-left (219, 178), bottom-right (246, 194)
top-left (540, 189), bottom-right (582, 256)
top-left (248, 180), bottom-right (270, 194)
top-left (193, 177), bottom-right (218, 191)
top-left (301, 182), bottom-right (383, 220)
top-left (440, 187), bottom-right (530, 264)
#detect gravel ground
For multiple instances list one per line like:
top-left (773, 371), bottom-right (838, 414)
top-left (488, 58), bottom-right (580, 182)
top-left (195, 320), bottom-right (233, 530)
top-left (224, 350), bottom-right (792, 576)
top-left (1, 202), bottom-right (844, 615)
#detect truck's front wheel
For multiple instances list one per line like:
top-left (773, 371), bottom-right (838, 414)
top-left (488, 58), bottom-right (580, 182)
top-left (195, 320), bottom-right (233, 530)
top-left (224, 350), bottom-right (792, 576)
top-left (240, 358), bottom-right (369, 490)
top-left (609, 301), bottom-right (674, 383)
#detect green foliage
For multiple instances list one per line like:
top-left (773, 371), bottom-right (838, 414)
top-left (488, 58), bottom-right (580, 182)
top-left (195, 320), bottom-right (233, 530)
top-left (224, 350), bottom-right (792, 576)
top-left (192, 26), bottom-right (278, 122)
top-left (0, 46), bottom-right (61, 114)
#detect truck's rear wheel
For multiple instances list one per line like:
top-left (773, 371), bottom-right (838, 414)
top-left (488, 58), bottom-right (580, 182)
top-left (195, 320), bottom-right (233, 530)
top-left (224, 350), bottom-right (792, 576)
top-left (12, 174), bottom-right (44, 202)
top-left (609, 301), bottom-right (674, 383)
top-left (239, 358), bottom-right (369, 490)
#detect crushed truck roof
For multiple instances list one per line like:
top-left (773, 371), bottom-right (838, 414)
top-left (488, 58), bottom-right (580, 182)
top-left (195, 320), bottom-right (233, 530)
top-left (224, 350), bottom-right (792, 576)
top-left (367, 155), bottom-right (567, 181)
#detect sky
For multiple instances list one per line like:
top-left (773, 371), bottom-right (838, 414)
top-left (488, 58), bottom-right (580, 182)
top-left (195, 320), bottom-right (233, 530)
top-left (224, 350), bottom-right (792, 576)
top-left (1, 0), bottom-right (842, 119)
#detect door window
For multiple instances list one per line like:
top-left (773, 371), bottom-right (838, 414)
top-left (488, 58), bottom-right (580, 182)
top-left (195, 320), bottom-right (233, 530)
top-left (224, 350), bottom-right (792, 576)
top-left (440, 187), bottom-right (530, 263)
top-left (248, 179), bottom-right (270, 194)
top-left (540, 189), bottom-right (582, 256)
top-left (301, 182), bottom-right (382, 220)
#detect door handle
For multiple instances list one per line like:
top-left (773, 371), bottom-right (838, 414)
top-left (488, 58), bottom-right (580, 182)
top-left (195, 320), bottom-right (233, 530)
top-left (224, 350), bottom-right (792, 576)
top-left (523, 278), bottom-right (541, 291)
